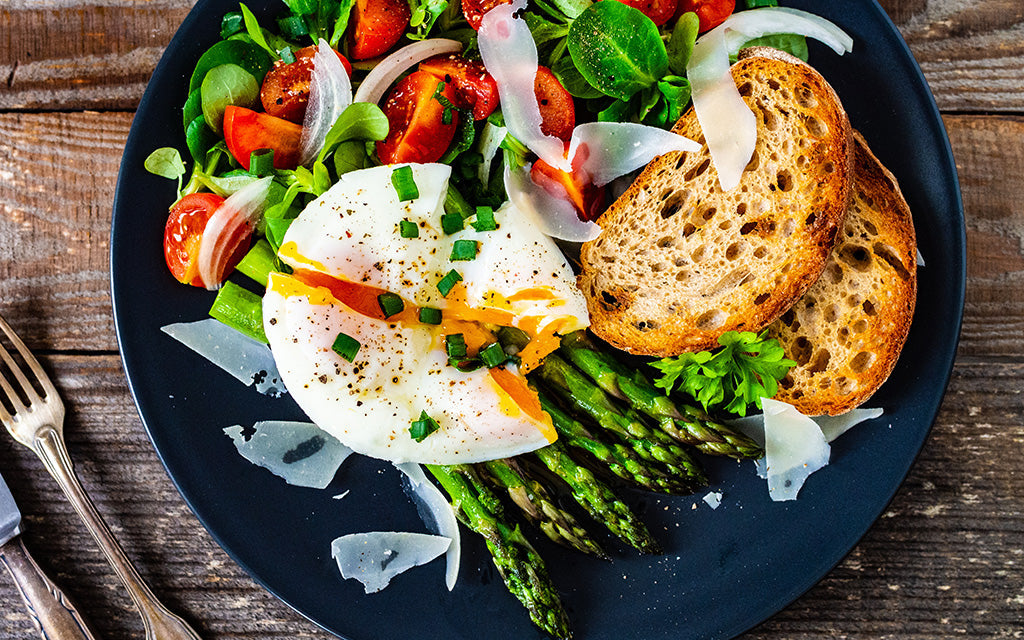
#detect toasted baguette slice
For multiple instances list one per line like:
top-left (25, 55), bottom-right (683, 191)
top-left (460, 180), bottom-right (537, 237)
top-left (768, 131), bottom-right (917, 415)
top-left (578, 48), bottom-right (853, 356)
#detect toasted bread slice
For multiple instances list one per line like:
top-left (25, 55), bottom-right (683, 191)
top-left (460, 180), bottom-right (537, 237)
top-left (578, 48), bottom-right (853, 356)
top-left (769, 131), bottom-right (917, 415)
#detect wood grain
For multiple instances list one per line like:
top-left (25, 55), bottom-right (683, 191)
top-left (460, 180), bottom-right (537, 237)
top-left (2, 0), bottom-right (1024, 111)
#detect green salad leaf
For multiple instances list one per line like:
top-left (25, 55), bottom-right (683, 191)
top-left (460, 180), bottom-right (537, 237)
top-left (567, 1), bottom-right (668, 101)
top-left (188, 39), bottom-right (271, 93)
top-left (144, 147), bottom-right (187, 195)
top-left (200, 63), bottom-right (259, 133)
top-left (666, 12), bottom-right (700, 75)
top-left (650, 330), bottom-right (796, 417)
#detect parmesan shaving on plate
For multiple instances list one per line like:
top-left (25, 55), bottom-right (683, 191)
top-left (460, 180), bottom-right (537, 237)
top-left (331, 532), bottom-right (451, 594)
top-left (703, 491), bottom-right (723, 509)
top-left (395, 462), bottom-right (461, 591)
top-left (223, 421), bottom-right (353, 489)
top-left (161, 318), bottom-right (286, 396)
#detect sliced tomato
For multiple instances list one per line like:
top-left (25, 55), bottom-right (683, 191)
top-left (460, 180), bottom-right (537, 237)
top-left (223, 105), bottom-right (303, 170)
top-left (621, 0), bottom-right (677, 26)
top-left (462, 0), bottom-right (513, 30)
top-left (164, 193), bottom-right (228, 287)
top-left (419, 54), bottom-right (499, 120)
top-left (260, 46), bottom-right (352, 123)
top-left (535, 65), bottom-right (575, 143)
top-left (676, 0), bottom-right (735, 33)
top-left (530, 158), bottom-right (606, 222)
top-left (349, 0), bottom-right (412, 60)
top-left (377, 70), bottom-right (459, 164)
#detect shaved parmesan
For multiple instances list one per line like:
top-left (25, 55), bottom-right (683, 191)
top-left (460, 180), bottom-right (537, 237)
top-left (566, 122), bottom-right (700, 188)
top-left (814, 407), bottom-right (884, 442)
top-left (394, 462), bottom-right (461, 591)
top-left (331, 532), bottom-right (450, 594)
top-left (703, 491), bottom-right (723, 509)
top-left (223, 421), bottom-right (352, 488)
top-left (761, 398), bottom-right (830, 501)
top-left (504, 164), bottom-right (601, 242)
top-left (161, 318), bottom-right (286, 396)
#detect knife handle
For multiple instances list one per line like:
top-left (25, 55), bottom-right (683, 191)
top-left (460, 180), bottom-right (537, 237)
top-left (0, 536), bottom-right (98, 640)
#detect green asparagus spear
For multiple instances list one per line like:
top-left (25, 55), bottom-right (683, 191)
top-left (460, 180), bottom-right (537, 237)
top-left (481, 458), bottom-right (608, 559)
top-left (537, 388), bottom-right (696, 495)
top-left (559, 331), bottom-right (764, 459)
top-left (534, 354), bottom-right (708, 489)
top-left (426, 464), bottom-right (573, 640)
top-left (533, 442), bottom-right (661, 554)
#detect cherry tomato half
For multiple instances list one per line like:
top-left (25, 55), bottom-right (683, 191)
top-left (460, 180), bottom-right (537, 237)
top-left (349, 0), bottom-right (412, 60)
top-left (621, 0), bottom-right (677, 26)
top-left (377, 70), bottom-right (460, 164)
top-left (164, 193), bottom-right (226, 287)
top-left (223, 105), bottom-right (303, 170)
top-left (461, 0), bottom-right (512, 30)
top-left (535, 66), bottom-right (575, 143)
top-left (676, 0), bottom-right (736, 33)
top-left (260, 46), bottom-right (353, 123)
top-left (419, 54), bottom-right (499, 121)
top-left (530, 159), bottom-right (606, 222)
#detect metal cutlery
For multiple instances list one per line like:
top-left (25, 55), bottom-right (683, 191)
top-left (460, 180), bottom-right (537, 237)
top-left (0, 313), bottom-right (203, 640)
top-left (0, 467), bottom-right (97, 639)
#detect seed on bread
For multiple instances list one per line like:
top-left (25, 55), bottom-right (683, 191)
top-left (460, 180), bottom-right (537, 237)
top-left (579, 49), bottom-right (854, 356)
top-left (769, 131), bottom-right (917, 416)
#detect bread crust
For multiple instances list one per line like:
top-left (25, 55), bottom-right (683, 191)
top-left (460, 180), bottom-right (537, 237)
top-left (579, 51), bottom-right (854, 356)
top-left (768, 131), bottom-right (917, 415)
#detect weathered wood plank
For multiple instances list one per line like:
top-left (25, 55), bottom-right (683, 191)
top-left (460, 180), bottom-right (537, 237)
top-left (1, 0), bottom-right (1023, 111)
top-left (0, 355), bottom-right (1020, 639)
top-left (3, 111), bottom-right (1021, 357)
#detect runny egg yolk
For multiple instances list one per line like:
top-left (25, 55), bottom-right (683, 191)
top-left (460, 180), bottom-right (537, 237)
top-left (271, 270), bottom-right (559, 436)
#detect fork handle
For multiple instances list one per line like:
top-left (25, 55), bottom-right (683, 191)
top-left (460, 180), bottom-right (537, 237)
top-left (32, 427), bottom-right (203, 640)
top-left (0, 536), bottom-right (99, 640)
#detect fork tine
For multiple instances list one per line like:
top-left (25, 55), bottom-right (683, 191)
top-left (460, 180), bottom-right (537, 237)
top-left (0, 314), bottom-right (51, 404)
top-left (0, 363), bottom-right (22, 419)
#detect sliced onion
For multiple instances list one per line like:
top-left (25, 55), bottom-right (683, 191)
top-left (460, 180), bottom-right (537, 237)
top-left (353, 39), bottom-right (463, 106)
top-left (687, 7), bottom-right (853, 191)
top-left (196, 176), bottom-right (272, 290)
top-left (478, 0), bottom-right (570, 171)
top-left (504, 163), bottom-right (601, 242)
top-left (477, 121), bottom-right (508, 185)
top-left (299, 39), bottom-right (353, 166)
top-left (566, 122), bottom-right (701, 187)
top-left (395, 462), bottom-right (461, 591)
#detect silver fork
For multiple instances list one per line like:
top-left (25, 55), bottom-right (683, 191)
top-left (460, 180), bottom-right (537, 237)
top-left (0, 314), bottom-right (203, 640)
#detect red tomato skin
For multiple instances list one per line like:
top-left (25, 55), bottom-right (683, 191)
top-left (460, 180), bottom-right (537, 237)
top-left (377, 70), bottom-right (460, 165)
top-left (461, 0), bottom-right (513, 30)
top-left (419, 54), bottom-right (499, 121)
top-left (621, 0), bottom-right (677, 26)
top-left (530, 159), bottom-right (606, 222)
top-left (535, 66), bottom-right (575, 143)
top-left (260, 46), bottom-right (353, 123)
top-left (675, 0), bottom-right (735, 33)
top-left (349, 0), bottom-right (412, 60)
top-left (223, 105), bottom-right (304, 170)
top-left (163, 193), bottom-right (226, 287)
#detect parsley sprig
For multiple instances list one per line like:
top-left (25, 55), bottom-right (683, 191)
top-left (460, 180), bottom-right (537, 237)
top-left (650, 330), bottom-right (795, 417)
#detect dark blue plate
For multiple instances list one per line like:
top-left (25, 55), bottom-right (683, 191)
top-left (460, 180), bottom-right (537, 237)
top-left (111, 1), bottom-right (965, 639)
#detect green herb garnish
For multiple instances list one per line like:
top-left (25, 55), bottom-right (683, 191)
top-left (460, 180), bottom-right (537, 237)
top-left (650, 330), bottom-right (796, 417)
top-left (471, 206), bottom-right (497, 231)
top-left (377, 292), bottom-right (405, 318)
top-left (445, 333), bottom-right (467, 359)
top-left (410, 410), bottom-right (440, 442)
top-left (418, 307), bottom-right (442, 325)
top-left (391, 165), bottom-right (420, 201)
top-left (441, 211), bottom-right (465, 235)
top-left (399, 219), bottom-right (419, 238)
top-left (437, 269), bottom-right (463, 297)
top-left (479, 342), bottom-right (509, 368)
top-left (450, 239), bottom-right (478, 261)
top-left (331, 332), bottom-right (361, 362)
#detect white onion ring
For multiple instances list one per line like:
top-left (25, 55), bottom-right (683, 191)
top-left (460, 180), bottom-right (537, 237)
top-left (353, 39), bottom-right (463, 106)
top-left (299, 39), bottom-right (353, 166)
top-left (196, 177), bottom-right (272, 290)
top-left (687, 7), bottom-right (853, 191)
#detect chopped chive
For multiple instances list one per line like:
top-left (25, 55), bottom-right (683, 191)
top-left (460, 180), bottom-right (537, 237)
top-left (480, 342), bottom-right (509, 368)
top-left (418, 307), bottom-right (442, 325)
top-left (440, 211), bottom-right (464, 235)
top-left (249, 148), bottom-right (275, 176)
top-left (276, 15), bottom-right (309, 38)
top-left (445, 334), bottom-right (467, 358)
top-left (209, 281), bottom-right (267, 344)
top-left (410, 410), bottom-right (440, 442)
top-left (391, 165), bottom-right (419, 201)
top-left (377, 292), bottom-right (405, 318)
top-left (449, 356), bottom-right (482, 372)
top-left (471, 206), bottom-right (497, 231)
top-left (450, 239), bottom-right (478, 261)
top-left (437, 269), bottom-right (463, 297)
top-left (331, 332), bottom-right (361, 362)
top-left (399, 219), bottom-right (419, 238)
top-left (278, 46), bottom-right (296, 64)
top-left (444, 184), bottom-right (473, 217)
top-left (220, 11), bottom-right (244, 38)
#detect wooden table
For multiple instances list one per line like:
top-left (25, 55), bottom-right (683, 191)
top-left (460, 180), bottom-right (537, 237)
top-left (1, 0), bottom-right (1021, 637)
